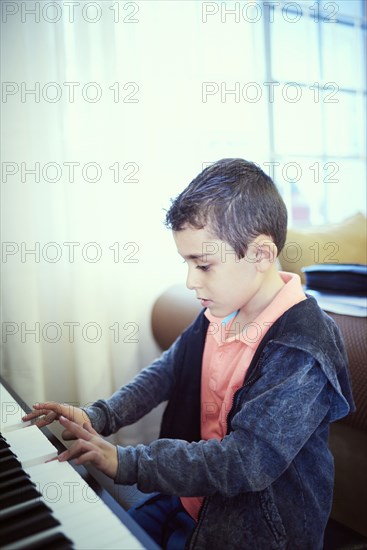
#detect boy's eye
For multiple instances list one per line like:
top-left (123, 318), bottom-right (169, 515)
top-left (196, 265), bottom-right (210, 272)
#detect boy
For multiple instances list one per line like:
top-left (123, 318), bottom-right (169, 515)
top-left (24, 159), bottom-right (354, 549)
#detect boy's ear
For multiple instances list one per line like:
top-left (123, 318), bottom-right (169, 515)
top-left (254, 239), bottom-right (278, 271)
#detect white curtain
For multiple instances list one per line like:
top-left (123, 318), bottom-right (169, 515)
top-left (1, 1), bottom-right (267, 444)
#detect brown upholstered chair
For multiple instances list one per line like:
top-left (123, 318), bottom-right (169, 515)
top-left (324, 313), bottom-right (367, 548)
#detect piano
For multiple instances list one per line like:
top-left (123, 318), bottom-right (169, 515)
top-left (0, 378), bottom-right (159, 550)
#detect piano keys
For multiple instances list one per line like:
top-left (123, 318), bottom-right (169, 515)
top-left (0, 379), bottom-right (159, 550)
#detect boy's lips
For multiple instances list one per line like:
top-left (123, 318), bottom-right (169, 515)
top-left (198, 298), bottom-right (213, 307)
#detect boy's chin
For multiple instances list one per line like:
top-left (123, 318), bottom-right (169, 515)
top-left (207, 306), bottom-right (228, 318)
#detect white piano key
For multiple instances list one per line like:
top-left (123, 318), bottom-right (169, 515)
top-left (25, 458), bottom-right (145, 549)
top-left (0, 386), bottom-right (31, 432)
top-left (4, 425), bottom-right (58, 466)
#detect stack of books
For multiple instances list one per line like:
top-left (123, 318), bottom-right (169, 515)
top-left (302, 264), bottom-right (367, 317)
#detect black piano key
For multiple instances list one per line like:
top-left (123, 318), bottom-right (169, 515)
top-left (0, 465), bottom-right (25, 483)
top-left (0, 435), bottom-right (10, 449)
top-left (24, 531), bottom-right (75, 550)
top-left (0, 436), bottom-right (18, 456)
top-left (0, 434), bottom-right (20, 458)
top-left (0, 501), bottom-right (60, 546)
top-left (0, 454), bottom-right (22, 471)
top-left (0, 472), bottom-right (33, 492)
top-left (1, 496), bottom-right (46, 520)
top-left (0, 446), bottom-right (12, 457)
top-left (0, 483), bottom-right (40, 508)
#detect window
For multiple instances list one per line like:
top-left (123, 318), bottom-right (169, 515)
top-left (264, 0), bottom-right (366, 226)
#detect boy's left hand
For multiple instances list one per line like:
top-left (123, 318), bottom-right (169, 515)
top-left (57, 416), bottom-right (118, 479)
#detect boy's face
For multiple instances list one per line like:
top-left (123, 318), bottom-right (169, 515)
top-left (173, 225), bottom-right (271, 319)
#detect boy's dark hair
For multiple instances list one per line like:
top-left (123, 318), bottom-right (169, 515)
top-left (165, 158), bottom-right (288, 258)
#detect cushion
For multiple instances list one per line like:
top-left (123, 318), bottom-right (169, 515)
top-left (278, 213), bottom-right (367, 283)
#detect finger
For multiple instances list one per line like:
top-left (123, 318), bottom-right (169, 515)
top-left (73, 449), bottom-right (101, 467)
top-left (58, 439), bottom-right (94, 462)
top-left (72, 445), bottom-right (118, 479)
top-left (37, 411), bottom-right (58, 427)
top-left (59, 416), bottom-right (93, 441)
top-left (62, 445), bottom-right (106, 471)
top-left (83, 422), bottom-right (98, 436)
top-left (61, 429), bottom-right (77, 440)
top-left (45, 456), bottom-right (59, 463)
top-left (44, 411), bottom-right (57, 422)
top-left (22, 409), bottom-right (52, 421)
top-left (32, 402), bottom-right (64, 415)
top-left (22, 411), bottom-right (57, 428)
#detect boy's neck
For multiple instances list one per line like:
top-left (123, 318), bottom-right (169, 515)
top-left (233, 267), bottom-right (285, 332)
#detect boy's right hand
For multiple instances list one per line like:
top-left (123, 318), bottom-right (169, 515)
top-left (22, 402), bottom-right (92, 440)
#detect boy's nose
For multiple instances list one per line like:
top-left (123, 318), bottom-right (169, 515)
top-left (186, 268), bottom-right (202, 291)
